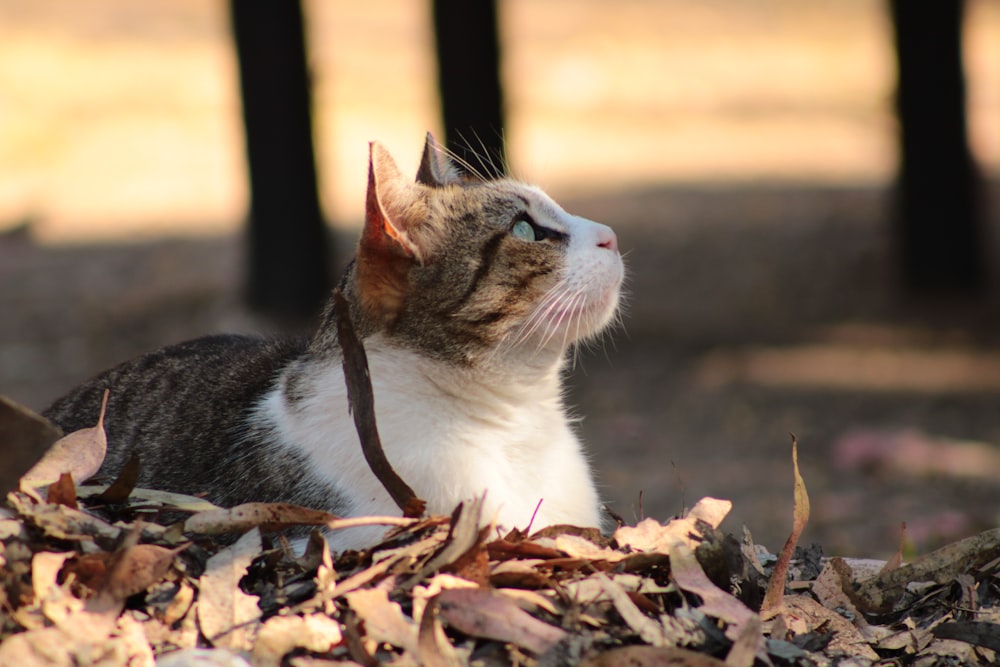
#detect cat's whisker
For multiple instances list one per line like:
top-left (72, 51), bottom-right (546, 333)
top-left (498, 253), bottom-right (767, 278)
top-left (436, 135), bottom-right (488, 183)
top-left (506, 280), bottom-right (571, 351)
top-left (538, 286), bottom-right (588, 353)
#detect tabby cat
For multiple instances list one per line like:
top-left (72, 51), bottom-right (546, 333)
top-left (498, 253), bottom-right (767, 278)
top-left (44, 134), bottom-right (624, 550)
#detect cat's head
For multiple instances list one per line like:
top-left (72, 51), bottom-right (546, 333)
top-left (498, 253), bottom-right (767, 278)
top-left (344, 133), bottom-right (623, 369)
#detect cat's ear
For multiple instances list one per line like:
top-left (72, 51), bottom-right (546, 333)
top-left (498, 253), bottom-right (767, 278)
top-left (416, 132), bottom-right (460, 187)
top-left (357, 142), bottom-right (431, 325)
top-left (363, 141), bottom-right (425, 263)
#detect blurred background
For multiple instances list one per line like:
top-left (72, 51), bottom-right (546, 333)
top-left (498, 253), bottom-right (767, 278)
top-left (1, 0), bottom-right (999, 557)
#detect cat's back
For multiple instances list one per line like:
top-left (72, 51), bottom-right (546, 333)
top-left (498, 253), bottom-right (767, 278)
top-left (44, 334), bottom-right (307, 493)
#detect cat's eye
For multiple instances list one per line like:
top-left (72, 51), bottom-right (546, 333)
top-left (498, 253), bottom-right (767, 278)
top-left (510, 212), bottom-right (564, 243)
top-left (511, 219), bottom-right (536, 241)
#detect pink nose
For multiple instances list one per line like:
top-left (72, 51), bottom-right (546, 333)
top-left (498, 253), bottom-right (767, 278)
top-left (596, 227), bottom-right (618, 252)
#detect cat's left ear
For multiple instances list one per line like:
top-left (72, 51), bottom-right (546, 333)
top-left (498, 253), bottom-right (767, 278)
top-left (416, 132), bottom-right (460, 187)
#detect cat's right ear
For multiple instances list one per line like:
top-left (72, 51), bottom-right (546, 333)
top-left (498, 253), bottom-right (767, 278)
top-left (416, 132), bottom-right (460, 187)
top-left (363, 141), bottom-right (425, 263)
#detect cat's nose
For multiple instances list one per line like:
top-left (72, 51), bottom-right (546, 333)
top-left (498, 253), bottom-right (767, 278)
top-left (596, 227), bottom-right (618, 253)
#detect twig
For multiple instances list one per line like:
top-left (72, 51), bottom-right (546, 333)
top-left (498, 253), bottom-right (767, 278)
top-left (333, 288), bottom-right (426, 518)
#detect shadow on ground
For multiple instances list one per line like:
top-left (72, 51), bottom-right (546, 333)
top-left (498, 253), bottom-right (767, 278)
top-left (3, 180), bottom-right (999, 558)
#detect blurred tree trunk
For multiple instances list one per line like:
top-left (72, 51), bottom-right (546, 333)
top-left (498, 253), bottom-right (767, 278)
top-left (230, 0), bottom-right (330, 321)
top-left (889, 0), bottom-right (985, 295)
top-left (431, 0), bottom-right (507, 178)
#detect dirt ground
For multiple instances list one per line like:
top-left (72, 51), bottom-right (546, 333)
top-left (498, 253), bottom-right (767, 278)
top-left (4, 180), bottom-right (1000, 560)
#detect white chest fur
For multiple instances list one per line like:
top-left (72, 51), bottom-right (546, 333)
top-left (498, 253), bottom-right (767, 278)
top-left (256, 336), bottom-right (600, 550)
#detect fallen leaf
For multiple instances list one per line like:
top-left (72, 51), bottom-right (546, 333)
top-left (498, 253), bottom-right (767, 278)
top-left (418, 596), bottom-right (465, 667)
top-left (579, 645), bottom-right (729, 667)
top-left (156, 648), bottom-right (253, 667)
top-left (882, 521), bottom-right (906, 573)
top-left (46, 473), bottom-right (78, 509)
top-left (437, 586), bottom-right (567, 654)
top-left (613, 497), bottom-right (732, 555)
top-left (31, 550), bottom-right (82, 627)
top-left (345, 587), bottom-right (419, 655)
top-left (593, 572), bottom-right (672, 647)
top-left (407, 497), bottom-right (488, 585)
top-left (10, 492), bottom-right (121, 542)
top-left (782, 595), bottom-right (880, 660)
top-left (811, 555), bottom-right (886, 649)
top-left (77, 485), bottom-right (222, 513)
top-left (761, 436), bottom-right (810, 613)
top-left (412, 573), bottom-right (480, 624)
top-left (184, 502), bottom-right (338, 536)
top-left (115, 613), bottom-right (157, 667)
top-left (0, 627), bottom-right (78, 667)
top-left (198, 528), bottom-right (263, 652)
top-left (334, 288), bottom-right (426, 516)
top-left (725, 614), bottom-right (763, 667)
top-left (93, 451), bottom-right (141, 504)
top-left (22, 389), bottom-right (108, 486)
top-left (106, 542), bottom-right (186, 602)
top-left (668, 539), bottom-right (760, 645)
top-left (553, 533), bottom-right (626, 563)
top-left (252, 614), bottom-right (343, 667)
top-left (0, 396), bottom-right (62, 496)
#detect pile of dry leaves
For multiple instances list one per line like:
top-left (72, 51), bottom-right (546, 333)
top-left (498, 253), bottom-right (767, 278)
top-left (3, 396), bottom-right (1000, 667)
top-left (3, 301), bottom-right (1000, 666)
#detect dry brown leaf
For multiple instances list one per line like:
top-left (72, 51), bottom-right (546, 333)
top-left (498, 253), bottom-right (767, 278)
top-left (725, 614), bottom-right (763, 667)
top-left (252, 614), bottom-right (343, 667)
top-left (418, 596), bottom-right (466, 667)
top-left (30, 550), bottom-right (83, 628)
top-left (579, 645), bottom-right (729, 667)
top-left (115, 613), bottom-right (157, 667)
top-left (0, 395), bottom-right (62, 497)
top-left (437, 586), bottom-right (567, 654)
top-left (93, 451), bottom-right (141, 504)
top-left (184, 502), bottom-right (338, 536)
top-left (22, 389), bottom-right (108, 486)
top-left (345, 587), bottom-right (420, 655)
top-left (552, 533), bottom-right (626, 563)
top-left (46, 473), bottom-right (78, 509)
top-left (761, 436), bottom-right (810, 613)
top-left (613, 497), bottom-right (732, 555)
top-left (156, 648), bottom-right (253, 667)
top-left (0, 627), bottom-right (80, 667)
top-left (882, 521), bottom-right (906, 573)
top-left (561, 572), bottom-right (673, 606)
top-left (106, 542), bottom-right (186, 601)
top-left (812, 557), bottom-right (875, 641)
top-left (782, 595), bottom-right (880, 660)
top-left (7, 491), bottom-right (121, 542)
top-left (668, 539), bottom-right (761, 646)
top-left (489, 557), bottom-right (550, 589)
top-left (594, 572), bottom-right (671, 646)
top-left (412, 573), bottom-right (480, 625)
top-left (197, 528), bottom-right (262, 652)
top-left (408, 497), bottom-right (488, 585)
top-left (76, 485), bottom-right (222, 513)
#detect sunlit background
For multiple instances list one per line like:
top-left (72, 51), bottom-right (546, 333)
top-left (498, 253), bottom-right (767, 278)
top-left (2, 0), bottom-right (1000, 556)
top-left (0, 0), bottom-right (996, 241)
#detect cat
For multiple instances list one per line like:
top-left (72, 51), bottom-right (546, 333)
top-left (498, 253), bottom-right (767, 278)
top-left (43, 134), bottom-right (624, 550)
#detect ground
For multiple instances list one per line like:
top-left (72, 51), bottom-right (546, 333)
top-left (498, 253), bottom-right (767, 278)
top-left (4, 180), bottom-right (1000, 560)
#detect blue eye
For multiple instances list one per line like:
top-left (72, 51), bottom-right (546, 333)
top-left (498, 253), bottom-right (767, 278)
top-left (512, 219), bottom-right (535, 241)
top-left (510, 212), bottom-right (565, 243)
